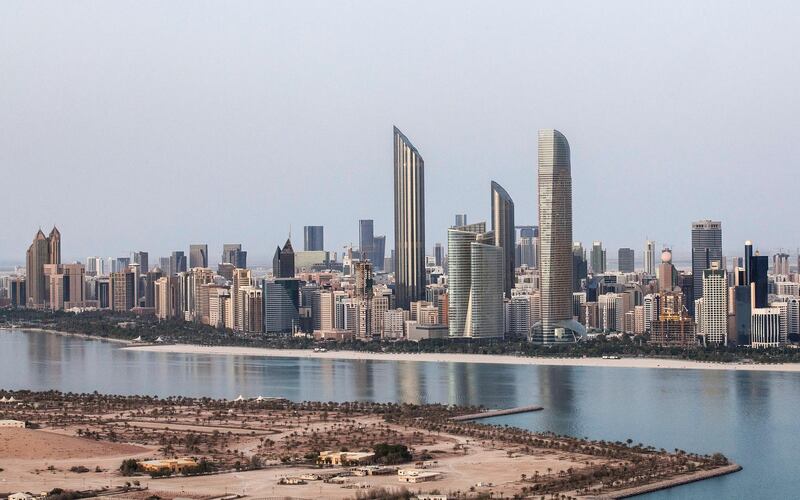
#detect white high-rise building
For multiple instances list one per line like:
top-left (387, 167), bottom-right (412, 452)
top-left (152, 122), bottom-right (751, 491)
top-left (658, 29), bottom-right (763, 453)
top-left (751, 307), bottom-right (782, 347)
top-left (465, 240), bottom-right (504, 338)
top-left (508, 295), bottom-right (532, 337)
top-left (772, 295), bottom-right (799, 341)
top-left (699, 263), bottom-right (728, 346)
top-left (643, 293), bottom-right (657, 333)
top-left (447, 222), bottom-right (504, 338)
top-left (533, 129), bottom-right (584, 343)
top-left (644, 240), bottom-right (656, 276)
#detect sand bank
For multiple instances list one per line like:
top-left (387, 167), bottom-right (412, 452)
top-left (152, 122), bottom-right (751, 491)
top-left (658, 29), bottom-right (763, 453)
top-left (122, 344), bottom-right (800, 372)
top-left (17, 327), bottom-right (132, 344)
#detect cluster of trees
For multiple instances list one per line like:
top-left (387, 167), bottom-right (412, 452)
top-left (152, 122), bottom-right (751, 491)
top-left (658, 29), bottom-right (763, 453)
top-left (372, 443), bottom-right (412, 464)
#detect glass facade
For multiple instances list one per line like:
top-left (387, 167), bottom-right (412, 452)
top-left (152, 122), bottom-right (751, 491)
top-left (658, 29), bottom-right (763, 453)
top-left (393, 126), bottom-right (426, 309)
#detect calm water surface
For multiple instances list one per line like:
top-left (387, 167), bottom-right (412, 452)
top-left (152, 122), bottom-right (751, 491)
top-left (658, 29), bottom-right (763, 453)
top-left (1, 329), bottom-right (796, 499)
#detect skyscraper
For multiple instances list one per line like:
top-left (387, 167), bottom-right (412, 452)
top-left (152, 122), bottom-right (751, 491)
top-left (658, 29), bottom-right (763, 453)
top-left (534, 130), bottom-right (584, 343)
top-left (467, 236), bottom-right (504, 337)
top-left (490, 181), bottom-right (515, 298)
top-left (303, 226), bottom-right (324, 251)
top-left (750, 252), bottom-right (768, 308)
top-left (359, 219), bottom-right (375, 262)
top-left (691, 219), bottom-right (722, 313)
top-left (454, 214), bottom-right (467, 227)
top-left (773, 252), bottom-right (790, 276)
top-left (658, 248), bottom-right (677, 292)
top-left (393, 126), bottom-right (425, 310)
top-left (48, 227), bottom-right (61, 265)
top-left (572, 242), bottom-right (587, 292)
top-left (372, 235), bottom-right (386, 272)
top-left (170, 251), bottom-right (187, 275)
top-left (133, 251), bottom-right (149, 274)
top-left (221, 244), bottom-right (247, 269)
top-left (590, 241), bottom-right (606, 274)
top-left (447, 223), bottom-right (503, 338)
top-left (273, 239), bottom-right (296, 278)
top-left (262, 278), bottom-right (300, 333)
top-left (189, 244), bottom-right (208, 269)
top-left (516, 226), bottom-right (538, 268)
top-left (447, 222), bottom-right (485, 337)
top-left (25, 227), bottom-right (60, 308)
top-left (433, 243), bottom-right (444, 267)
top-left (618, 248), bottom-right (635, 273)
top-left (698, 262), bottom-right (727, 346)
top-left (644, 240), bottom-right (656, 275)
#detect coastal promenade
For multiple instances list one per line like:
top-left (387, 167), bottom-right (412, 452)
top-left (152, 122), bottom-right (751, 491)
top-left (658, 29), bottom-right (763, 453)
top-left (122, 343), bottom-right (800, 373)
top-left (589, 463), bottom-right (743, 499)
top-left (450, 404), bottom-right (544, 421)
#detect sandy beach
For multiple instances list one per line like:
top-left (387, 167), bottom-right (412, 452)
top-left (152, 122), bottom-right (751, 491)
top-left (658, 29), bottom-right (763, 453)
top-left (122, 344), bottom-right (800, 373)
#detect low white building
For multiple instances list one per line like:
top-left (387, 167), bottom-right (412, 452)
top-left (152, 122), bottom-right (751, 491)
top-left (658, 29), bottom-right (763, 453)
top-left (398, 468), bottom-right (442, 483)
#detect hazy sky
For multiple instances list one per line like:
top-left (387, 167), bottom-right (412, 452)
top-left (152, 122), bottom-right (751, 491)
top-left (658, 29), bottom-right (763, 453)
top-left (2, 1), bottom-right (798, 266)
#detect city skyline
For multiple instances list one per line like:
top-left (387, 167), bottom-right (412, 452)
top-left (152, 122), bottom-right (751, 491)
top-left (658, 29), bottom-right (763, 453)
top-left (2, 2), bottom-right (799, 263)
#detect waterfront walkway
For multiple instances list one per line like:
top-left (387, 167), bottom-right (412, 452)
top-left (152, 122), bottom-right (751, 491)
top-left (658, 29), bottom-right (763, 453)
top-left (450, 405), bottom-right (544, 421)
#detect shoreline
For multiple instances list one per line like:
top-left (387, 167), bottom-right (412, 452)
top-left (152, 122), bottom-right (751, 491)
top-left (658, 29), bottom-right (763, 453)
top-left (121, 343), bottom-right (800, 372)
top-left (596, 463), bottom-right (742, 499)
top-left (6, 327), bottom-right (132, 345)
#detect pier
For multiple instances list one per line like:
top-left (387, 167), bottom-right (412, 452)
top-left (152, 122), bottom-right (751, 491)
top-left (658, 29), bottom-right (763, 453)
top-left (450, 404), bottom-right (543, 421)
top-left (590, 463), bottom-right (743, 499)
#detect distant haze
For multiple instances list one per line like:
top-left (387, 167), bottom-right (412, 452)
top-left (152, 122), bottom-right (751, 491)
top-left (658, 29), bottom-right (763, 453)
top-left (1, 1), bottom-right (798, 265)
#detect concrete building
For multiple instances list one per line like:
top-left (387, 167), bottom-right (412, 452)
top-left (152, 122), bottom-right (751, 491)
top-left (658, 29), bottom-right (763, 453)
top-left (508, 294), bottom-right (532, 337)
top-left (645, 291), bottom-right (693, 346)
top-left (231, 268), bottom-right (252, 331)
top-left (751, 307), bottom-right (782, 348)
top-left (698, 263), bottom-right (728, 346)
top-left (239, 286), bottom-right (263, 333)
top-left (383, 309), bottom-right (409, 339)
top-left (110, 269), bottom-right (136, 312)
top-left (154, 276), bottom-right (181, 320)
top-left (773, 252), bottom-right (791, 276)
top-left (771, 295), bottom-right (800, 341)
top-left (598, 293), bottom-right (631, 332)
top-left (657, 248), bottom-right (678, 292)
top-left (49, 263), bottom-right (86, 310)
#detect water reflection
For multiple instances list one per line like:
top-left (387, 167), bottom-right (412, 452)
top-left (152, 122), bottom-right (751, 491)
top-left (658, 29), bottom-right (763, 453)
top-left (3, 329), bottom-right (800, 499)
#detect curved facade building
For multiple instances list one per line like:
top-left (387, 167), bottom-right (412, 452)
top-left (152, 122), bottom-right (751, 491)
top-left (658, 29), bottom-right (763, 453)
top-left (466, 239), bottom-right (504, 337)
top-left (535, 129), bottom-right (584, 343)
top-left (393, 126), bottom-right (426, 310)
top-left (491, 181), bottom-right (515, 298)
top-left (447, 222), bottom-right (486, 337)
